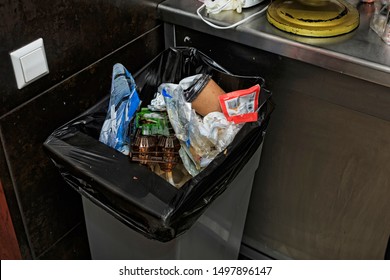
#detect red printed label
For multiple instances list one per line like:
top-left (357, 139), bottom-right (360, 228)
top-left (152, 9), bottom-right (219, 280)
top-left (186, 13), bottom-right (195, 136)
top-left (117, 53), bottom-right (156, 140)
top-left (219, 84), bottom-right (260, 124)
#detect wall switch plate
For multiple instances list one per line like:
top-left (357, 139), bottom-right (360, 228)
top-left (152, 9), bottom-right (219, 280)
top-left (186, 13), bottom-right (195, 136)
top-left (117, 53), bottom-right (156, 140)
top-left (10, 38), bottom-right (49, 89)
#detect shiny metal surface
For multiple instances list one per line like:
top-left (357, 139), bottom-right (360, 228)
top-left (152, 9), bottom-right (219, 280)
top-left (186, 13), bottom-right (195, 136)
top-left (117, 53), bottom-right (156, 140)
top-left (158, 0), bottom-right (390, 88)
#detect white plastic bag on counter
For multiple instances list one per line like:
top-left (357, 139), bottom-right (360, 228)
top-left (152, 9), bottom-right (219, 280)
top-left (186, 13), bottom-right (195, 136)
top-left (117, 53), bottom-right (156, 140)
top-left (204, 0), bottom-right (245, 14)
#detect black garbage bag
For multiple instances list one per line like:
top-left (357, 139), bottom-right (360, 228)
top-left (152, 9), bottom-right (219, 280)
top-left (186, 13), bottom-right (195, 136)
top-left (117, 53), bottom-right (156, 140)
top-left (44, 47), bottom-right (273, 242)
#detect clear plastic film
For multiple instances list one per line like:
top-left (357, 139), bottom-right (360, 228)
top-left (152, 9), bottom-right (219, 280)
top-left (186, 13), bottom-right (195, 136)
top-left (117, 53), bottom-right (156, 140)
top-left (370, 0), bottom-right (390, 45)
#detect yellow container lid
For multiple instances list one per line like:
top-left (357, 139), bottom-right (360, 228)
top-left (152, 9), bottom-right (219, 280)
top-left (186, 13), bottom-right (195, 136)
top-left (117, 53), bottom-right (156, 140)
top-left (267, 0), bottom-right (360, 37)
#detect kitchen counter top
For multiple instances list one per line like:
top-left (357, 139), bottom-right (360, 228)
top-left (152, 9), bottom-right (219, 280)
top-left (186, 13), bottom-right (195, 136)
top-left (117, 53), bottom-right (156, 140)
top-left (158, 0), bottom-right (390, 88)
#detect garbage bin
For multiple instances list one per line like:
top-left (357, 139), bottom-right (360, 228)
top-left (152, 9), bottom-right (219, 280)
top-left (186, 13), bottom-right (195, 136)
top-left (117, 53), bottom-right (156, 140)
top-left (82, 143), bottom-right (263, 260)
top-left (44, 47), bottom-right (273, 260)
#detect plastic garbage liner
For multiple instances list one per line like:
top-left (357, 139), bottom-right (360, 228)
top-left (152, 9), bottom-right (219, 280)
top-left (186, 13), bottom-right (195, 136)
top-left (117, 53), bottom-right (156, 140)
top-left (44, 47), bottom-right (273, 242)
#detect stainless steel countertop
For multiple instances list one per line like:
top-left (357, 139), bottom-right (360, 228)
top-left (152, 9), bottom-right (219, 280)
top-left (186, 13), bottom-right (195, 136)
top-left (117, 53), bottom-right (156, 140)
top-left (158, 0), bottom-right (390, 88)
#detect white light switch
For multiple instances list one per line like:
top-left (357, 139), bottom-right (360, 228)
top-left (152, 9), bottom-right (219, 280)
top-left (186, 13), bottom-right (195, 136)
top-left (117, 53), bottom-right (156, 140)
top-left (20, 47), bottom-right (48, 83)
top-left (10, 38), bottom-right (49, 89)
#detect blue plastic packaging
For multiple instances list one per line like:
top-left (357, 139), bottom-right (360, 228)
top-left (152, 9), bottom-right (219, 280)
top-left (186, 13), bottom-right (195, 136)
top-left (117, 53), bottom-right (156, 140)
top-left (99, 63), bottom-right (141, 154)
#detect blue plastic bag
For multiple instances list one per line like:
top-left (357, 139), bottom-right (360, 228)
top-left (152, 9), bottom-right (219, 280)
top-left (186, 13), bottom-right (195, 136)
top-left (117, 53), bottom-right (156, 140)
top-left (99, 63), bottom-right (141, 154)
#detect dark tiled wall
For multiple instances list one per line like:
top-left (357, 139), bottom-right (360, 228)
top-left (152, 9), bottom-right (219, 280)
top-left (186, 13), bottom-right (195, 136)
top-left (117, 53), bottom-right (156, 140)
top-left (0, 0), bottom-right (165, 259)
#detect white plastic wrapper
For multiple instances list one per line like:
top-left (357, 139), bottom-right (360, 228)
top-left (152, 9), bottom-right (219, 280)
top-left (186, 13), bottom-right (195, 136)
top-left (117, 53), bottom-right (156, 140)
top-left (147, 90), bottom-right (167, 111)
top-left (199, 112), bottom-right (243, 152)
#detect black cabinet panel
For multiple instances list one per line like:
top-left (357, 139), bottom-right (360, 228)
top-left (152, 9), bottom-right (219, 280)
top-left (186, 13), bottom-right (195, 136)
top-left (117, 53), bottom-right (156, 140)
top-left (0, 11), bottom-right (164, 258)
